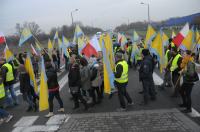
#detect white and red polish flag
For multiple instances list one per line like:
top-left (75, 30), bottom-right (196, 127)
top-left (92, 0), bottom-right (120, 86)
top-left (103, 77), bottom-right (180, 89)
top-left (172, 23), bottom-right (189, 47)
top-left (0, 32), bottom-right (6, 44)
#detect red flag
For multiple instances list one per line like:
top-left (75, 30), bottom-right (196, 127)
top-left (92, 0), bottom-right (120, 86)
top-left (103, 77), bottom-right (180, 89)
top-left (0, 32), bottom-right (6, 44)
top-left (81, 43), bottom-right (98, 58)
top-left (172, 23), bottom-right (189, 47)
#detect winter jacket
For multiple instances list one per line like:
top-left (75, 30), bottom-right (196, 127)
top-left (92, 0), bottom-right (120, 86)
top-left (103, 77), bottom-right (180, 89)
top-left (19, 72), bottom-right (32, 94)
top-left (90, 63), bottom-right (100, 87)
top-left (0, 63), bottom-right (15, 86)
top-left (80, 66), bottom-right (91, 90)
top-left (46, 64), bottom-right (59, 92)
top-left (139, 55), bottom-right (153, 81)
top-left (68, 63), bottom-right (81, 88)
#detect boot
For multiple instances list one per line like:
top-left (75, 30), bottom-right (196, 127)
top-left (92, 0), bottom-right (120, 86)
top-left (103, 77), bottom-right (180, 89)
top-left (58, 108), bottom-right (65, 112)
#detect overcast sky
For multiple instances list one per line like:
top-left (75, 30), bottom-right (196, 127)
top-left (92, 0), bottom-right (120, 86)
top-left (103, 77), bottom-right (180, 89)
top-left (0, 0), bottom-right (200, 35)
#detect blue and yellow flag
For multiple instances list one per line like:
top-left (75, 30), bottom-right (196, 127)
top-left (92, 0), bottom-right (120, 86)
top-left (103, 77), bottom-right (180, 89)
top-left (4, 45), bottom-right (14, 62)
top-left (73, 25), bottom-right (84, 43)
top-left (54, 31), bottom-right (58, 40)
top-left (19, 28), bottom-right (32, 46)
top-left (48, 39), bottom-right (53, 51)
top-left (101, 38), bottom-right (115, 94)
top-left (162, 31), bottom-right (169, 46)
top-left (151, 31), bottom-right (164, 73)
top-left (133, 30), bottom-right (140, 43)
top-left (62, 35), bottom-right (70, 57)
top-left (25, 54), bottom-right (38, 93)
top-left (58, 38), bottom-right (62, 49)
top-left (145, 25), bottom-right (156, 49)
top-left (196, 29), bottom-right (200, 48)
top-left (39, 57), bottom-right (49, 111)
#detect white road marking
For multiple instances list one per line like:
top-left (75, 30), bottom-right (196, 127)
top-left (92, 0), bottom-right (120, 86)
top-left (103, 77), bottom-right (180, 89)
top-left (46, 114), bottom-right (67, 125)
top-left (12, 125), bottom-right (59, 132)
top-left (14, 116), bottom-right (39, 127)
top-left (153, 72), bottom-right (163, 85)
top-left (65, 115), bottom-right (70, 123)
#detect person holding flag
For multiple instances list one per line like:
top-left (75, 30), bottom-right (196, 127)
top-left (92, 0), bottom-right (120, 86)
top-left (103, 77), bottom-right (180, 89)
top-left (170, 47), bottom-right (182, 97)
top-left (45, 58), bottom-right (64, 117)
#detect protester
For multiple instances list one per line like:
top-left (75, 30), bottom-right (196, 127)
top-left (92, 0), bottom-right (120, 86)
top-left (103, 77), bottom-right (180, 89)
top-left (114, 52), bottom-right (133, 111)
top-left (18, 65), bottom-right (36, 112)
top-left (68, 54), bottom-right (88, 110)
top-left (52, 49), bottom-right (58, 71)
top-left (179, 50), bottom-right (199, 113)
top-left (139, 49), bottom-right (156, 105)
top-left (90, 57), bottom-right (102, 105)
top-left (170, 47), bottom-right (182, 97)
top-left (56, 49), bottom-right (61, 71)
top-left (0, 57), bottom-right (18, 107)
top-left (45, 59), bottom-right (64, 117)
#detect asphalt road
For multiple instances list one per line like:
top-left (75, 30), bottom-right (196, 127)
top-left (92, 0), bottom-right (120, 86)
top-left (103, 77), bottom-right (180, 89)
top-left (1, 66), bottom-right (200, 132)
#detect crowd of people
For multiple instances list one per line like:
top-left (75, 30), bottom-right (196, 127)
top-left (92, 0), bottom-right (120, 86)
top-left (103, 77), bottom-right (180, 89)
top-left (0, 35), bottom-right (199, 125)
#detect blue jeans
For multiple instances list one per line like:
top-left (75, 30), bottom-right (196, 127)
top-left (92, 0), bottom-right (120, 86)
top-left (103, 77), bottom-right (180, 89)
top-left (48, 91), bottom-right (63, 112)
top-left (5, 84), bottom-right (18, 106)
top-left (0, 108), bottom-right (9, 118)
top-left (23, 92), bottom-right (34, 108)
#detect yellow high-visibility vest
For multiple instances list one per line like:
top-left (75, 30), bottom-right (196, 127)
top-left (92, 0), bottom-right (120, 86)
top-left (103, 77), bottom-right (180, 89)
top-left (115, 60), bottom-right (128, 83)
top-left (0, 83), bottom-right (5, 99)
top-left (170, 54), bottom-right (181, 72)
top-left (2, 63), bottom-right (14, 82)
top-left (164, 49), bottom-right (170, 67)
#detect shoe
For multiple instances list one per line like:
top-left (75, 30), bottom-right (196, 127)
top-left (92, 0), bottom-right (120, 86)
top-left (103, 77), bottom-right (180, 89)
top-left (181, 109), bottom-right (192, 113)
top-left (179, 104), bottom-right (187, 108)
top-left (127, 102), bottom-right (134, 106)
top-left (58, 108), bottom-right (65, 112)
top-left (45, 112), bottom-right (54, 118)
top-left (5, 115), bottom-right (13, 123)
top-left (26, 106), bottom-right (33, 112)
top-left (116, 108), bottom-right (126, 112)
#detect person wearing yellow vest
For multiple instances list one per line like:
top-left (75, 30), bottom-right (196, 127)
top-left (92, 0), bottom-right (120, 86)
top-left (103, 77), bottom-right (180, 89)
top-left (170, 47), bottom-right (182, 97)
top-left (114, 52), bottom-right (133, 111)
top-left (0, 57), bottom-right (18, 107)
top-left (0, 66), bottom-right (13, 123)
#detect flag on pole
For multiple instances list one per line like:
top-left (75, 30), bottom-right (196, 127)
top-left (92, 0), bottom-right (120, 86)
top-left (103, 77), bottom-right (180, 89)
top-left (39, 57), bottom-right (49, 111)
top-left (54, 31), bottom-right (58, 40)
top-left (4, 45), bottom-right (14, 62)
top-left (133, 30), bottom-right (140, 43)
top-left (196, 29), bottom-right (200, 48)
top-left (31, 44), bottom-right (38, 55)
top-left (81, 43), bottom-right (98, 58)
top-left (35, 42), bottom-right (42, 51)
top-left (58, 38), bottom-right (62, 49)
top-left (25, 54), bottom-right (38, 93)
top-left (131, 43), bottom-right (139, 61)
top-left (151, 32), bottom-right (164, 73)
top-left (172, 30), bottom-right (176, 38)
top-left (172, 23), bottom-right (189, 47)
top-left (90, 35), bottom-right (101, 52)
top-left (73, 25), bottom-right (84, 43)
top-left (78, 37), bottom-right (86, 55)
top-left (105, 34), bottom-right (115, 70)
top-left (62, 35), bottom-right (70, 57)
top-left (145, 25), bottom-right (156, 48)
top-left (0, 32), bottom-right (6, 44)
top-left (180, 27), bottom-right (194, 50)
top-left (19, 28), bottom-right (32, 46)
top-left (162, 31), bottom-right (169, 46)
top-left (48, 39), bottom-right (53, 51)
top-left (101, 39), bottom-right (115, 94)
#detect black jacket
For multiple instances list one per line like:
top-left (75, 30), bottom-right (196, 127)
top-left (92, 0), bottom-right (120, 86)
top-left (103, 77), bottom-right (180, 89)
top-left (46, 64), bottom-right (59, 91)
top-left (19, 72), bottom-right (32, 94)
top-left (68, 63), bottom-right (81, 87)
top-left (139, 55), bottom-right (153, 81)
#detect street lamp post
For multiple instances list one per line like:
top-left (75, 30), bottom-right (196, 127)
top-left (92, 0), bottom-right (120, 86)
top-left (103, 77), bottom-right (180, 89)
top-left (141, 2), bottom-right (150, 24)
top-left (71, 9), bottom-right (78, 26)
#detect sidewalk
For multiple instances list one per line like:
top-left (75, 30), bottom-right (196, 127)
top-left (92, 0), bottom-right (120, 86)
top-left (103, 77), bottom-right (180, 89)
top-left (59, 108), bottom-right (200, 132)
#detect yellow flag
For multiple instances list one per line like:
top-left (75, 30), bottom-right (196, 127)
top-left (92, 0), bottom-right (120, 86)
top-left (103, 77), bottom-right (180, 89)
top-left (104, 34), bottom-right (115, 71)
top-left (39, 59), bottom-right (49, 111)
top-left (4, 45), bottom-right (14, 62)
top-left (25, 55), bottom-right (38, 93)
top-left (196, 30), bottom-right (200, 44)
top-left (145, 25), bottom-right (156, 48)
top-left (103, 63), bottom-right (111, 94)
top-left (151, 33), bottom-right (164, 73)
top-left (48, 39), bottom-right (53, 51)
top-left (162, 31), bottom-right (169, 46)
top-left (182, 29), bottom-right (193, 50)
